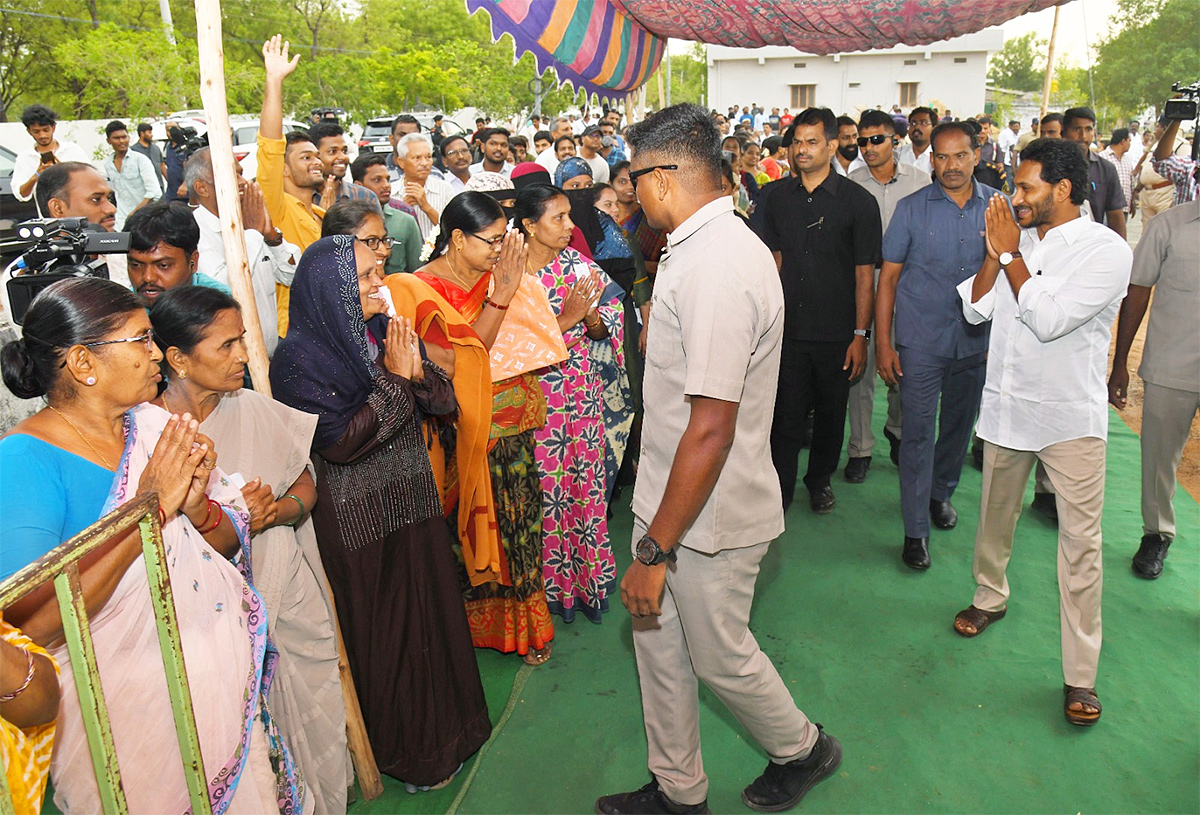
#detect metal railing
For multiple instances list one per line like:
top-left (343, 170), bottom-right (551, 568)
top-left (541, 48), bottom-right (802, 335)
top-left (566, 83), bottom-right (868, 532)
top-left (0, 494), bottom-right (211, 815)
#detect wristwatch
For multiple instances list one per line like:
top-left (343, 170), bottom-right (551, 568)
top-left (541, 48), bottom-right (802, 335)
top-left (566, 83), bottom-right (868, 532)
top-left (853, 328), bottom-right (872, 339)
top-left (998, 250), bottom-right (1022, 267)
top-left (635, 533), bottom-right (677, 566)
top-left (264, 227), bottom-right (284, 247)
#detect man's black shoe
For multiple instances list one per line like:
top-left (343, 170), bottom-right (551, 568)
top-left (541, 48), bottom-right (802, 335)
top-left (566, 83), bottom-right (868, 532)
top-left (1132, 533), bottom-right (1172, 579)
top-left (596, 778), bottom-right (710, 815)
top-left (809, 486), bottom-right (836, 514)
top-left (742, 724), bottom-right (842, 813)
top-left (1031, 491), bottom-right (1058, 525)
top-left (843, 456), bottom-right (871, 483)
top-left (930, 499), bottom-right (958, 530)
top-left (883, 428), bottom-right (901, 466)
top-left (902, 536), bottom-right (931, 570)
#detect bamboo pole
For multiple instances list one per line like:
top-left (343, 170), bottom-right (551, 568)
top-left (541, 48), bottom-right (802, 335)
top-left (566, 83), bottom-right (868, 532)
top-left (193, 0), bottom-right (271, 397)
top-left (1039, 5), bottom-right (1060, 120)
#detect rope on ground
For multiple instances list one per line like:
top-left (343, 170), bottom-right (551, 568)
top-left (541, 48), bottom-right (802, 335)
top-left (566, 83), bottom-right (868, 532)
top-left (445, 662), bottom-right (535, 815)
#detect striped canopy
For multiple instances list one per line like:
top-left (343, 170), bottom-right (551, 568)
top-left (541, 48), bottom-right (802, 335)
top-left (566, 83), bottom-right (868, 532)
top-left (467, 0), bottom-right (1070, 100)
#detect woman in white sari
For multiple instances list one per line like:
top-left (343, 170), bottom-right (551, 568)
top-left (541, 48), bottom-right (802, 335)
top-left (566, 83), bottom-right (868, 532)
top-left (150, 285), bottom-right (349, 814)
top-left (0, 278), bottom-right (304, 814)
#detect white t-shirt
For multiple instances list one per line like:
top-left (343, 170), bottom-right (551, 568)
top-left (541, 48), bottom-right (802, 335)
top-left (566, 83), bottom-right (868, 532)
top-left (12, 140), bottom-right (91, 204)
top-left (580, 153), bottom-right (610, 184)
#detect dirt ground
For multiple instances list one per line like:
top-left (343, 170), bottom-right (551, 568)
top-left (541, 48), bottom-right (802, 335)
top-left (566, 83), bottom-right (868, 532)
top-left (1111, 214), bottom-right (1200, 502)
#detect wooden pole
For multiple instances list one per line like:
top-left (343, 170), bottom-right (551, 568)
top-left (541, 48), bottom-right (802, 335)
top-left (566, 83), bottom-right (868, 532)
top-left (193, 1), bottom-right (384, 802)
top-left (1039, 5), bottom-right (1060, 120)
top-left (193, 0), bottom-right (271, 397)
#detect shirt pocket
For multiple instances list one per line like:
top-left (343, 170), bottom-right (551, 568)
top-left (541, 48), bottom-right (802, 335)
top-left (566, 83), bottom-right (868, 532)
top-left (645, 295), bottom-right (684, 370)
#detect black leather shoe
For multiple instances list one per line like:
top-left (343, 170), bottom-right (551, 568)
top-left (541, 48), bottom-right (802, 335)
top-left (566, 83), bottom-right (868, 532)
top-left (596, 778), bottom-right (710, 815)
top-left (742, 724), bottom-right (842, 813)
top-left (1031, 491), bottom-right (1058, 525)
top-left (843, 456), bottom-right (871, 483)
top-left (902, 536), bottom-right (931, 570)
top-left (1132, 533), bottom-right (1172, 579)
top-left (930, 499), bottom-right (958, 530)
top-left (809, 486), bottom-right (836, 514)
top-left (883, 428), bottom-right (901, 466)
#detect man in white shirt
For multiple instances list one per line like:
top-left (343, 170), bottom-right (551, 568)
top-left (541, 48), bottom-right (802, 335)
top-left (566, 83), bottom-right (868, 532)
top-left (102, 120), bottom-right (160, 229)
top-left (900, 106), bottom-right (935, 175)
top-left (185, 148), bottom-right (300, 357)
top-left (998, 119), bottom-right (1020, 185)
top-left (952, 138), bottom-right (1131, 727)
top-left (468, 128), bottom-right (513, 178)
top-left (13, 104), bottom-right (90, 207)
top-left (576, 125), bottom-right (611, 184)
top-left (1125, 119), bottom-right (1144, 165)
top-left (536, 116), bottom-right (574, 175)
top-left (390, 133), bottom-right (455, 239)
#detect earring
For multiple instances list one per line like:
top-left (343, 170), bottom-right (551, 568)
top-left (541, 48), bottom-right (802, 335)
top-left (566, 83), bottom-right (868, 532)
top-left (178, 370), bottom-right (187, 380)
top-left (86, 376), bottom-right (96, 385)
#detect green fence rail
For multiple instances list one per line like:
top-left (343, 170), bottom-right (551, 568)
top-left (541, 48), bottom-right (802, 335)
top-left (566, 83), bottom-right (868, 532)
top-left (0, 493), bottom-right (212, 815)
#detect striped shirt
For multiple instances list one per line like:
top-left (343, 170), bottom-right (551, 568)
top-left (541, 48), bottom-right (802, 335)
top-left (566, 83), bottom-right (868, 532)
top-left (390, 174), bottom-right (456, 239)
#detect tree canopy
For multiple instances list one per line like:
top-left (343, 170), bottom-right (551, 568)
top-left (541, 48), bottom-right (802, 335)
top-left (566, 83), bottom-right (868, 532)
top-left (987, 32), bottom-right (1046, 92)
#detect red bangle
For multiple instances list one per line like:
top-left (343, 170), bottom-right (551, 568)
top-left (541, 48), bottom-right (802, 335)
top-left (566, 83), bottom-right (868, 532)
top-left (484, 297), bottom-right (510, 311)
top-left (158, 507), bottom-right (167, 527)
top-left (196, 499), bottom-right (223, 535)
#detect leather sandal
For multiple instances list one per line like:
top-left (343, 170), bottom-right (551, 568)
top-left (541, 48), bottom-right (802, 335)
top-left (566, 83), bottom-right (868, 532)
top-left (953, 605), bottom-right (1006, 638)
top-left (1063, 685), bottom-right (1102, 726)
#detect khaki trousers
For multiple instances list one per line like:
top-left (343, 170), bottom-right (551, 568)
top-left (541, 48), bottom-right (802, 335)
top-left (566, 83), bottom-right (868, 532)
top-left (632, 522), bottom-right (816, 805)
top-left (972, 438), bottom-right (1106, 688)
top-left (847, 337), bottom-right (903, 458)
top-left (1141, 382), bottom-right (1200, 538)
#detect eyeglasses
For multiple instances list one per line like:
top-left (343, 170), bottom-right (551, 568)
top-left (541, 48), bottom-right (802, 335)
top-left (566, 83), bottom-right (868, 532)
top-left (82, 330), bottom-right (155, 352)
top-left (857, 134), bottom-right (893, 147)
top-left (358, 235), bottom-right (395, 250)
top-left (469, 232), bottom-right (507, 248)
top-left (444, 148), bottom-right (471, 158)
top-left (629, 164), bottom-right (679, 190)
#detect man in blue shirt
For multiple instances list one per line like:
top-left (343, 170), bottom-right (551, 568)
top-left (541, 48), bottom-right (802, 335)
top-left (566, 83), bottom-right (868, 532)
top-left (124, 200), bottom-right (231, 308)
top-left (875, 121), bottom-right (999, 570)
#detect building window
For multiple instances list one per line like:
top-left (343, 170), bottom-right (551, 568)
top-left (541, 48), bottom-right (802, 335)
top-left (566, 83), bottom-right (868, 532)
top-left (791, 84), bottom-right (816, 108)
top-left (954, 57), bottom-right (968, 64)
top-left (904, 59), bottom-right (917, 66)
top-left (793, 62), bottom-right (807, 68)
top-left (899, 82), bottom-right (919, 107)
top-left (849, 82), bottom-right (861, 88)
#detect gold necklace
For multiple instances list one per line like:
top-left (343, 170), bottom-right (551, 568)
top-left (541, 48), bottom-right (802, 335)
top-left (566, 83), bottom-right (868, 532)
top-left (444, 253), bottom-right (481, 290)
top-left (49, 406), bottom-right (115, 470)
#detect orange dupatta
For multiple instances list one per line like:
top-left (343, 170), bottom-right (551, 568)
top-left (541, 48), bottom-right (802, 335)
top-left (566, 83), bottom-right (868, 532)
top-left (383, 274), bottom-right (502, 586)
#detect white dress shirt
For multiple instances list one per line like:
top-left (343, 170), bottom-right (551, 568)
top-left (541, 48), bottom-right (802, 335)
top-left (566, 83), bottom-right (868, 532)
top-left (469, 161), bottom-right (512, 178)
top-left (957, 214), bottom-right (1132, 451)
top-left (389, 174), bottom-right (456, 240)
top-left (193, 206), bottom-right (299, 356)
top-left (12, 140), bottom-right (91, 203)
top-left (536, 147), bottom-right (560, 177)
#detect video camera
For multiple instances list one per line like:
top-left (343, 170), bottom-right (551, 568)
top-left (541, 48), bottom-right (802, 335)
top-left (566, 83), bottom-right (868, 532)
top-left (1, 218), bottom-right (130, 326)
top-left (167, 123), bottom-right (208, 160)
top-left (1164, 81), bottom-right (1200, 121)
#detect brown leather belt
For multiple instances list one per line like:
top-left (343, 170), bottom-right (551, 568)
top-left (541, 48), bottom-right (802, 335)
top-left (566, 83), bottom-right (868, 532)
top-left (1146, 179), bottom-right (1173, 190)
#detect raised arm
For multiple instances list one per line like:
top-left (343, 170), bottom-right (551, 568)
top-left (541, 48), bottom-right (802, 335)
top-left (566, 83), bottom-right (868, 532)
top-left (260, 35), bottom-right (300, 142)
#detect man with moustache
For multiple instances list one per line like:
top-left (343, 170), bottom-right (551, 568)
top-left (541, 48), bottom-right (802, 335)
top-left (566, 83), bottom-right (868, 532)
top-left (307, 121), bottom-right (380, 210)
top-left (901, 106), bottom-right (936, 175)
top-left (439, 135), bottom-right (473, 192)
top-left (125, 201), bottom-right (231, 307)
top-left (1064, 107), bottom-right (1127, 238)
top-left (844, 109), bottom-right (930, 482)
top-left (469, 127), bottom-right (513, 178)
top-left (953, 138), bottom-right (1131, 727)
top-left (32, 161), bottom-right (132, 290)
top-left (832, 115), bottom-right (866, 176)
top-left (759, 109), bottom-right (881, 514)
top-left (390, 132), bottom-right (455, 239)
top-left (103, 120), bottom-right (160, 230)
top-left (1038, 112), bottom-right (1065, 140)
top-left (874, 121), bottom-right (994, 570)
top-left (536, 116), bottom-right (575, 174)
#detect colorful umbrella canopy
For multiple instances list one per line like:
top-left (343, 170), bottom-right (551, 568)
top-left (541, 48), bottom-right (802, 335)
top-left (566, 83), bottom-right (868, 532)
top-left (467, 0), bottom-right (1070, 100)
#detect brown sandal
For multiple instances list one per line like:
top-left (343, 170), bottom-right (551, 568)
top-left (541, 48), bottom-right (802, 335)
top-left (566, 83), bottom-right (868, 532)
top-left (522, 643), bottom-right (552, 666)
top-left (1063, 685), bottom-right (1102, 726)
top-left (953, 605), bottom-right (1007, 637)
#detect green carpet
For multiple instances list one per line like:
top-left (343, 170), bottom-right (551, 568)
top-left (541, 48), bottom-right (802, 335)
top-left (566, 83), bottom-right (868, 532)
top-left (352, 401), bottom-right (1199, 815)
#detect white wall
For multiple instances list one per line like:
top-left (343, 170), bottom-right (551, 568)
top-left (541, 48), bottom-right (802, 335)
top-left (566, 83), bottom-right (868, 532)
top-left (708, 31), bottom-right (1002, 119)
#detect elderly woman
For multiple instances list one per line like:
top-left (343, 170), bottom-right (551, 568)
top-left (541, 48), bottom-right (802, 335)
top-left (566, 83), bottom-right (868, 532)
top-left (149, 286), bottom-right (349, 814)
top-left (0, 277), bottom-right (303, 813)
top-left (269, 236), bottom-right (489, 789)
top-left (514, 184), bottom-right (627, 623)
top-left (415, 192), bottom-right (557, 665)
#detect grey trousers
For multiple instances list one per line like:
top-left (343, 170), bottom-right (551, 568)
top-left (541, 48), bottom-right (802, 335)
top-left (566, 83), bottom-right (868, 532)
top-left (1141, 382), bottom-right (1200, 538)
top-left (847, 336), bottom-right (902, 458)
top-left (631, 521), bottom-right (816, 805)
top-left (972, 438), bottom-right (1106, 688)
top-left (897, 348), bottom-right (986, 537)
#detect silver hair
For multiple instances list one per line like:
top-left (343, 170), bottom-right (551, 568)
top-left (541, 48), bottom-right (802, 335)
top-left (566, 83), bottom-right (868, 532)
top-left (183, 147), bottom-right (214, 197)
top-left (394, 132), bottom-right (433, 161)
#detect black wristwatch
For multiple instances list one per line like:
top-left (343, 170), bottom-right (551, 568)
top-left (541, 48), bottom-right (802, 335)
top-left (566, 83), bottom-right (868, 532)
top-left (635, 533), bottom-right (677, 566)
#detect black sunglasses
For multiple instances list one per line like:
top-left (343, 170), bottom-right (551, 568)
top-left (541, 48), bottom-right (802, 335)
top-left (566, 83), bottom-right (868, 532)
top-left (857, 134), bottom-right (893, 147)
top-left (629, 164), bottom-right (678, 190)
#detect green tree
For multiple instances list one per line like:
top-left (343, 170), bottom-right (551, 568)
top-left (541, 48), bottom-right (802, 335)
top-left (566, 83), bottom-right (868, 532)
top-left (988, 32), bottom-right (1046, 92)
top-left (1093, 0), bottom-right (1200, 118)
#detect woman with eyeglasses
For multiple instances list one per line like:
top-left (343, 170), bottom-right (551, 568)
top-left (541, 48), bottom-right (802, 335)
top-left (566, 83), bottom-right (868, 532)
top-left (323, 198), bottom-right (420, 275)
top-left (514, 183), bottom-right (628, 626)
top-left (0, 277), bottom-right (305, 813)
top-left (270, 235), bottom-right (490, 790)
top-left (415, 191), bottom-right (558, 665)
top-left (148, 285), bottom-right (350, 814)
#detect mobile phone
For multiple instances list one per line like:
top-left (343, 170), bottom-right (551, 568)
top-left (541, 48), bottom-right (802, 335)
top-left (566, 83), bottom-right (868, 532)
top-left (41, 151), bottom-right (56, 164)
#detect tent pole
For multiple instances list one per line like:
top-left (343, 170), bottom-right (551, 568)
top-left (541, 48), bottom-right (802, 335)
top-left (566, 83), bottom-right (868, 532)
top-left (1039, 5), bottom-right (1060, 120)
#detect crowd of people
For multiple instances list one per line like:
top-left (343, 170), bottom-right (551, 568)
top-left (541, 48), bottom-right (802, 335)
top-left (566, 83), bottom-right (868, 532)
top-left (1, 32), bottom-right (1197, 815)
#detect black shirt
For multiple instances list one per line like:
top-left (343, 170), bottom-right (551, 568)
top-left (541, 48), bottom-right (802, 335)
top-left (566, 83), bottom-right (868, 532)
top-left (755, 171), bottom-right (881, 342)
top-left (1085, 149), bottom-right (1127, 223)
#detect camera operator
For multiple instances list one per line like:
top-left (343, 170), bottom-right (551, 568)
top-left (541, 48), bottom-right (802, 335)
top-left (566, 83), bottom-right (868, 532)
top-left (164, 126), bottom-right (192, 203)
top-left (33, 162), bottom-right (130, 290)
top-left (13, 105), bottom-right (89, 207)
top-left (1152, 112), bottom-right (1198, 205)
top-left (103, 120), bottom-right (160, 230)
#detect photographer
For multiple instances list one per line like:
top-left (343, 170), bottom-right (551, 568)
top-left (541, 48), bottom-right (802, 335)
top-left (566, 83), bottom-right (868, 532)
top-left (32, 161), bottom-right (130, 290)
top-left (163, 125), bottom-right (192, 202)
top-left (1152, 114), bottom-right (1198, 205)
top-left (13, 105), bottom-right (89, 207)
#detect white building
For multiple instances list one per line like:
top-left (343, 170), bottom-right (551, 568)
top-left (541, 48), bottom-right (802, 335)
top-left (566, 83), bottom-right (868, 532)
top-left (707, 30), bottom-right (1004, 119)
